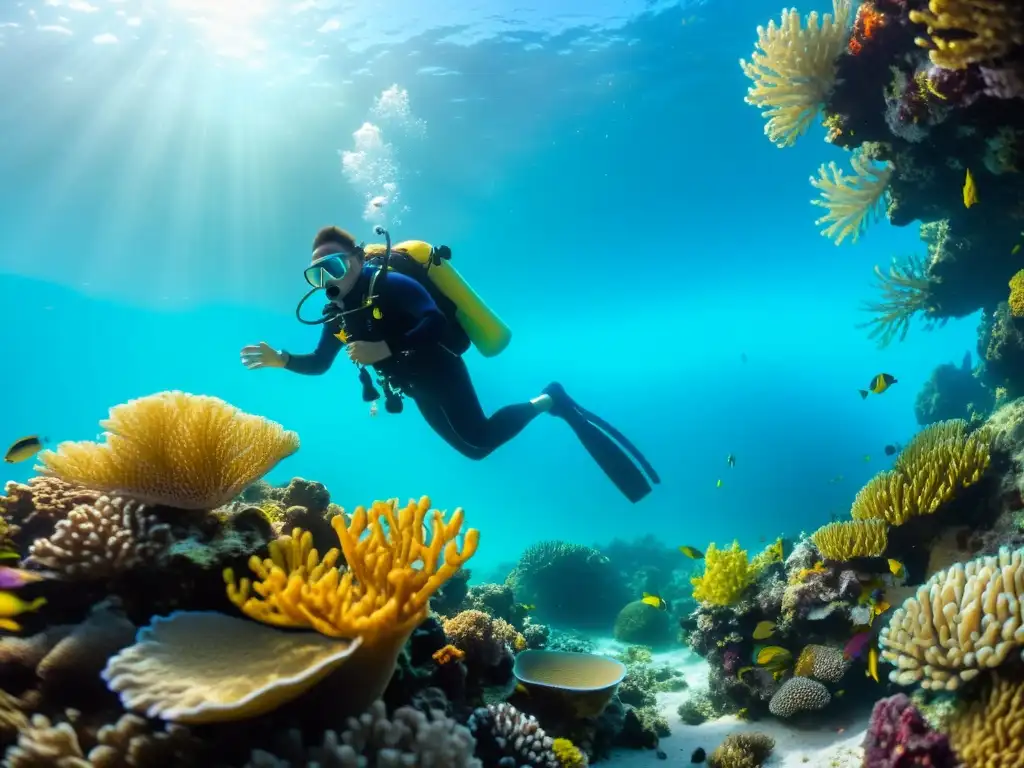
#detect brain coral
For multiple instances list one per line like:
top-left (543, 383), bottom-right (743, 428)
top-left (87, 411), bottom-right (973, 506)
top-left (768, 677), bottom-right (831, 718)
top-left (879, 547), bottom-right (1024, 691)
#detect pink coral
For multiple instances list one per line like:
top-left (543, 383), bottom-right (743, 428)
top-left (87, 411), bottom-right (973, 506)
top-left (862, 694), bottom-right (959, 767)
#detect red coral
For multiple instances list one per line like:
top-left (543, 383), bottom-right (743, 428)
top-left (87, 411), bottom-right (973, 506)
top-left (862, 694), bottom-right (960, 768)
top-left (850, 2), bottom-right (887, 55)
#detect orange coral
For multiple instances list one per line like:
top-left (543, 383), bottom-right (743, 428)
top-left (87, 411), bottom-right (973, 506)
top-left (849, 2), bottom-right (885, 55)
top-left (432, 644), bottom-right (465, 665)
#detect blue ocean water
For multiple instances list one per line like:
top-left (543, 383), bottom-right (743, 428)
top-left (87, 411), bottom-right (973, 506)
top-left (0, 0), bottom-right (976, 578)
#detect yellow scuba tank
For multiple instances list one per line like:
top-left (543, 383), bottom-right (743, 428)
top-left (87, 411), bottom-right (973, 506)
top-left (362, 239), bottom-right (512, 357)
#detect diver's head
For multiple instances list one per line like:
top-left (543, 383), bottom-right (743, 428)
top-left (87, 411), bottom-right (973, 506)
top-left (304, 226), bottom-right (364, 305)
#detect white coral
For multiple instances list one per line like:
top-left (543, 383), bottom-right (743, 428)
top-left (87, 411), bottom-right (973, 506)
top-left (25, 495), bottom-right (171, 579)
top-left (740, 0), bottom-right (854, 147)
top-left (879, 546), bottom-right (1024, 690)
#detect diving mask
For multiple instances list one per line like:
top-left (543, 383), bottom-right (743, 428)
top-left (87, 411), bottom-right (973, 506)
top-left (303, 253), bottom-right (350, 288)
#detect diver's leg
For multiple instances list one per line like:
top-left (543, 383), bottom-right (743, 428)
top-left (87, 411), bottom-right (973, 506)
top-left (409, 351), bottom-right (542, 458)
top-left (412, 393), bottom-right (489, 460)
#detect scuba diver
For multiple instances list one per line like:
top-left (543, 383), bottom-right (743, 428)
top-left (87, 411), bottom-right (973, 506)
top-left (240, 225), bottom-right (660, 503)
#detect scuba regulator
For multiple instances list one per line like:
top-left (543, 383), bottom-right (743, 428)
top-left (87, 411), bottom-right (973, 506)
top-left (294, 225), bottom-right (405, 414)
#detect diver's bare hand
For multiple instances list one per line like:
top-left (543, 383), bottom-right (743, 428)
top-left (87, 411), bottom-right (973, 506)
top-left (347, 340), bottom-right (391, 365)
top-left (241, 342), bottom-right (286, 370)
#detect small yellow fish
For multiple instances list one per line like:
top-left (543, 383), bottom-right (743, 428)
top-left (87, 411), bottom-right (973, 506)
top-left (0, 593), bottom-right (46, 633)
top-left (752, 620), bottom-right (776, 640)
top-left (866, 646), bottom-right (880, 682)
top-left (641, 592), bottom-right (668, 611)
top-left (737, 708), bottom-right (749, 719)
top-left (860, 373), bottom-right (897, 399)
top-left (514, 683), bottom-right (530, 696)
top-left (520, 604), bottom-right (536, 612)
top-left (755, 645), bottom-right (792, 667)
top-left (716, 479), bottom-right (723, 488)
top-left (4, 436), bottom-right (47, 464)
top-left (864, 454), bottom-right (871, 462)
top-left (737, 666), bottom-right (755, 681)
top-left (1013, 244), bottom-right (1021, 256)
top-left (963, 168), bottom-right (978, 209)
top-left (871, 601), bottom-right (891, 621)
top-left (0, 550), bottom-right (19, 561)
top-left (679, 546), bottom-right (704, 560)
top-left (333, 329), bottom-right (350, 343)
top-left (836, 689), bottom-right (845, 698)
top-left (888, 559), bottom-right (905, 580)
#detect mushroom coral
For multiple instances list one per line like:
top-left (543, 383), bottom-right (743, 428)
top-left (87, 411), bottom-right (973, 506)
top-left (102, 496), bottom-right (479, 723)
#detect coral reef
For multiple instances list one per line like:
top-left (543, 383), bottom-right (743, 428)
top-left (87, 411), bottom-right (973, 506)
top-left (37, 391), bottom-right (300, 509)
top-left (862, 693), bottom-right (959, 768)
top-left (506, 541), bottom-right (629, 630)
top-left (248, 699), bottom-right (481, 767)
top-left (946, 673), bottom-right (1024, 766)
top-left (916, 351), bottom-right (992, 426)
top-left (612, 601), bottom-right (672, 646)
top-left (707, 732), bottom-right (774, 768)
top-left (767, 676), bottom-right (831, 717)
top-left (879, 546), bottom-right (1024, 690)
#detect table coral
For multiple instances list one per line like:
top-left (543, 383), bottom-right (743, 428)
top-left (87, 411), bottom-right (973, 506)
top-left (879, 546), bottom-right (1024, 690)
top-left (103, 496), bottom-right (478, 724)
top-left (862, 693), bottom-right (959, 768)
top-left (37, 391), bottom-right (300, 510)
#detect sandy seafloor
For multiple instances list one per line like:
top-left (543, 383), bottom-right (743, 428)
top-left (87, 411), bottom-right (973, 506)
top-left (591, 640), bottom-right (870, 767)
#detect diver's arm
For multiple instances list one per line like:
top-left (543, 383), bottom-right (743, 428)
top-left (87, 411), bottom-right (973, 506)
top-left (383, 273), bottom-right (446, 352)
top-left (282, 323), bottom-right (343, 375)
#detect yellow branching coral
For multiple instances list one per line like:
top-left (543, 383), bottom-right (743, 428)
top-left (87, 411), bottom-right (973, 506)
top-left (910, 0), bottom-right (1024, 70)
top-left (851, 419), bottom-right (991, 526)
top-left (1009, 269), bottom-right (1024, 318)
top-left (104, 496), bottom-right (478, 724)
top-left (226, 496), bottom-right (479, 643)
top-left (811, 152), bottom-right (894, 245)
top-left (740, 0), bottom-right (854, 147)
top-left (947, 673), bottom-right (1024, 766)
top-left (691, 542), bottom-right (756, 606)
top-left (858, 254), bottom-right (943, 348)
top-left (810, 519), bottom-right (888, 561)
top-left (37, 391), bottom-right (299, 510)
top-left (879, 547), bottom-right (1024, 691)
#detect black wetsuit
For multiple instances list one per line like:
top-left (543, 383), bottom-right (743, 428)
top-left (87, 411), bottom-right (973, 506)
top-left (284, 265), bottom-right (539, 459)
